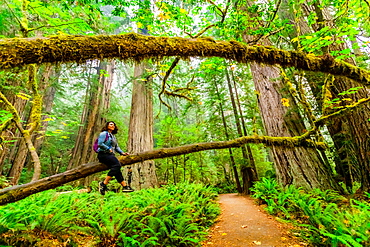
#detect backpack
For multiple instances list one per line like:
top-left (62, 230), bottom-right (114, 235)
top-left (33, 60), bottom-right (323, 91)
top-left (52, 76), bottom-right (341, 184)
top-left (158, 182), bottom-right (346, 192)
top-left (93, 132), bottom-right (109, 153)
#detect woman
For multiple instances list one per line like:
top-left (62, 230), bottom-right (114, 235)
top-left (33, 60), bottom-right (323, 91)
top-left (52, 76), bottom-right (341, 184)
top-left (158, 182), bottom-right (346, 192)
top-left (97, 121), bottom-right (133, 195)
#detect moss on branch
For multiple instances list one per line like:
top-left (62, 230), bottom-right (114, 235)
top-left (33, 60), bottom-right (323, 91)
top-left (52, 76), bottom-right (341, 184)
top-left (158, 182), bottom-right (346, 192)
top-left (0, 33), bottom-right (369, 86)
top-left (315, 97), bottom-right (370, 126)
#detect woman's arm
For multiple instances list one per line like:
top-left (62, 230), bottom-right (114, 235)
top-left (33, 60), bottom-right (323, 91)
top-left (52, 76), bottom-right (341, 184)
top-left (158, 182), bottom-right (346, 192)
top-left (97, 132), bottom-right (110, 151)
top-left (114, 143), bottom-right (125, 155)
top-left (112, 135), bottom-right (126, 155)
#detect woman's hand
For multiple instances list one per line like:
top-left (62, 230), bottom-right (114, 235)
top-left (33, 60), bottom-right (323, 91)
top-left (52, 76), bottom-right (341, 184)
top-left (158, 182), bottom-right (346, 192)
top-left (121, 152), bottom-right (130, 156)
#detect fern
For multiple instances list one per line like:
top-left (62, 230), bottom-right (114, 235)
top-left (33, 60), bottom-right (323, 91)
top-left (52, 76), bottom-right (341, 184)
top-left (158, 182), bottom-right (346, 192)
top-left (250, 177), bottom-right (280, 203)
top-left (117, 232), bottom-right (159, 247)
top-left (1, 182), bottom-right (220, 246)
top-left (321, 230), bottom-right (364, 247)
top-left (251, 179), bottom-right (370, 247)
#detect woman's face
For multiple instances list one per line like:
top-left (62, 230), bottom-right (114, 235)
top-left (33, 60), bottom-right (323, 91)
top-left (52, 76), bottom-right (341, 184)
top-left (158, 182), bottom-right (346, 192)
top-left (107, 122), bottom-right (116, 131)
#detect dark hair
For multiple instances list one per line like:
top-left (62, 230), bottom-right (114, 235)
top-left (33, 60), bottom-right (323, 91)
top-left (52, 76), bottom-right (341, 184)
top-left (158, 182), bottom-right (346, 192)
top-left (101, 121), bottom-right (118, 134)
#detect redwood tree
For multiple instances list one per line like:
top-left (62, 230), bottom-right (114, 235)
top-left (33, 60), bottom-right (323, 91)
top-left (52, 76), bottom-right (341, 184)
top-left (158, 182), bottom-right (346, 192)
top-left (67, 60), bottom-right (114, 186)
top-left (241, 0), bottom-right (339, 190)
top-left (127, 62), bottom-right (158, 189)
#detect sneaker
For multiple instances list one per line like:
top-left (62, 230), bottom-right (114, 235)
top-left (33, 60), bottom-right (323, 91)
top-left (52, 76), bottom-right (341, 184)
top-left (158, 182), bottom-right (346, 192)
top-left (99, 181), bottom-right (108, 195)
top-left (122, 186), bottom-right (134, 192)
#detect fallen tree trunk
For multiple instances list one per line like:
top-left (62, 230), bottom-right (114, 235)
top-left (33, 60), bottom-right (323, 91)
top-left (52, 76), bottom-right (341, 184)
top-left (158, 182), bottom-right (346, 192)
top-left (0, 33), bottom-right (369, 86)
top-left (0, 135), bottom-right (324, 205)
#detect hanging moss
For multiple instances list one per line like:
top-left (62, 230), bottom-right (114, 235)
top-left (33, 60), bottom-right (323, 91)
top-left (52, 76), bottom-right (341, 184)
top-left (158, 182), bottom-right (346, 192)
top-left (26, 64), bottom-right (42, 133)
top-left (0, 33), bottom-right (370, 86)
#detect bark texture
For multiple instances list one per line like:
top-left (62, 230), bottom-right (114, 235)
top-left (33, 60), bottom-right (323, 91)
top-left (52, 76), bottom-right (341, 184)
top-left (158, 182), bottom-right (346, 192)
top-left (250, 59), bottom-right (339, 190)
top-left (7, 140), bottom-right (28, 184)
top-left (301, 3), bottom-right (370, 191)
top-left (127, 63), bottom-right (158, 189)
top-left (67, 60), bottom-right (114, 185)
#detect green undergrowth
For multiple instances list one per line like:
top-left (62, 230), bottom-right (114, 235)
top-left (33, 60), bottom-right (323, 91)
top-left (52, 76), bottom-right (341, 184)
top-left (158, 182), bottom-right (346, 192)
top-left (251, 178), bottom-right (370, 247)
top-left (212, 180), bottom-right (238, 194)
top-left (0, 183), bottom-right (220, 247)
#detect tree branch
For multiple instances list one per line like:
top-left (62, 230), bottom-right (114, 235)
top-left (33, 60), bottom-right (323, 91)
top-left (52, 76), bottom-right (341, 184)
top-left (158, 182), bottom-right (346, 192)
top-left (315, 97), bottom-right (370, 126)
top-left (4, 0), bottom-right (23, 31)
top-left (185, 24), bottom-right (215, 38)
top-left (28, 22), bottom-right (85, 32)
top-left (158, 57), bottom-right (180, 110)
top-left (206, 0), bottom-right (225, 18)
top-left (0, 33), bottom-right (370, 86)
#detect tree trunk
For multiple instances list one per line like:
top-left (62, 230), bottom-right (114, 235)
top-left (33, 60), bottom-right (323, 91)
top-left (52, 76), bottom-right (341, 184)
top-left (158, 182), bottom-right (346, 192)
top-left (309, 3), bottom-right (370, 192)
top-left (67, 60), bottom-right (114, 186)
top-left (302, 2), bottom-right (370, 191)
top-left (25, 66), bottom-right (58, 173)
top-left (230, 70), bottom-right (258, 180)
top-left (0, 76), bottom-right (29, 175)
top-left (6, 65), bottom-right (54, 184)
top-left (226, 69), bottom-right (255, 194)
top-left (172, 157), bottom-right (176, 185)
top-left (214, 79), bottom-right (242, 193)
top-left (241, 1), bottom-right (339, 190)
top-left (127, 62), bottom-right (158, 189)
top-left (7, 140), bottom-right (28, 184)
top-left (249, 59), bottom-right (339, 189)
top-left (67, 62), bottom-right (95, 171)
top-left (183, 154), bottom-right (187, 182)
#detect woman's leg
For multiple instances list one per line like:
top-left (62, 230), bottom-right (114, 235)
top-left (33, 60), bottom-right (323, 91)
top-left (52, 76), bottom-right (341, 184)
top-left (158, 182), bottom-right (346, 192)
top-left (107, 164), bottom-right (125, 184)
top-left (98, 153), bottom-right (131, 190)
top-left (103, 176), bottom-right (112, 185)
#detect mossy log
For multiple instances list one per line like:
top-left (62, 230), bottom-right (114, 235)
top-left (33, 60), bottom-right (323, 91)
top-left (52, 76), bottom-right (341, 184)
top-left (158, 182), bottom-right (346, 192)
top-left (0, 135), bottom-right (325, 205)
top-left (0, 33), bottom-right (369, 86)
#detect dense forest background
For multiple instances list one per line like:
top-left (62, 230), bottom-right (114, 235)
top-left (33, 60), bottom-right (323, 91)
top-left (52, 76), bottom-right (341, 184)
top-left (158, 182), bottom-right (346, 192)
top-left (0, 0), bottom-right (369, 197)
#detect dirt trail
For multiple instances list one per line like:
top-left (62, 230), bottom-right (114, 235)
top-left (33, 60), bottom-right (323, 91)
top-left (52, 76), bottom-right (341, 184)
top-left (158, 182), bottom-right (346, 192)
top-left (202, 193), bottom-right (307, 247)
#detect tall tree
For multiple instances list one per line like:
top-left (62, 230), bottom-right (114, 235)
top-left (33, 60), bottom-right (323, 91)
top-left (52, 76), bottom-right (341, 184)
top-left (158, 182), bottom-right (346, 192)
top-left (67, 60), bottom-right (114, 186)
top-left (213, 76), bottom-right (242, 193)
top-left (302, 2), bottom-right (370, 191)
top-left (127, 62), bottom-right (158, 189)
top-left (226, 68), bottom-right (256, 194)
top-left (6, 65), bottom-right (57, 184)
top-left (240, 1), bottom-right (339, 190)
top-left (0, 70), bottom-right (28, 176)
top-left (279, 0), bottom-right (370, 190)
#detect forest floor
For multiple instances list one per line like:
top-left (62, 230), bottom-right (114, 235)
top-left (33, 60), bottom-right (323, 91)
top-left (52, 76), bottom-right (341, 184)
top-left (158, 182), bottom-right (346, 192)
top-left (201, 193), bottom-right (309, 247)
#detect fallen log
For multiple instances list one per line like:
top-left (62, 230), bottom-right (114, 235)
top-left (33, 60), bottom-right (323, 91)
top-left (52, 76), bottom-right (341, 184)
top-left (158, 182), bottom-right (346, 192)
top-left (0, 135), bottom-right (325, 205)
